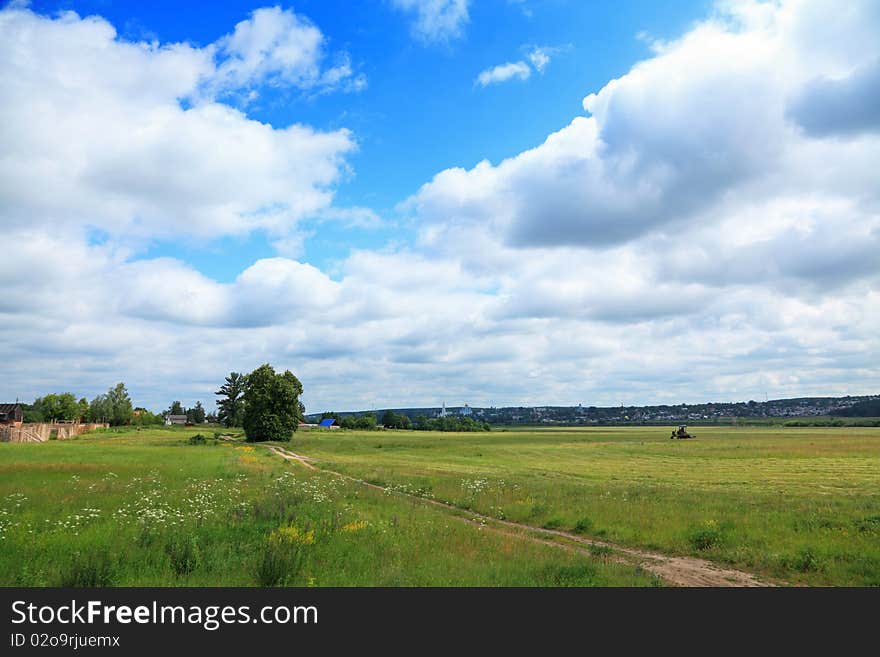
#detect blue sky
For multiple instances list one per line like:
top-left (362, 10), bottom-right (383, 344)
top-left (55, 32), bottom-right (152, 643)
top-left (2, 0), bottom-right (879, 413)
top-left (33, 0), bottom-right (712, 279)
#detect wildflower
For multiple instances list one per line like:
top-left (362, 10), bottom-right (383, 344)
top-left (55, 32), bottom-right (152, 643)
top-left (269, 526), bottom-right (315, 546)
top-left (341, 520), bottom-right (369, 533)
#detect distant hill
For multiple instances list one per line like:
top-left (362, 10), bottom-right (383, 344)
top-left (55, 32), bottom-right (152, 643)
top-left (836, 399), bottom-right (880, 417)
top-left (306, 394), bottom-right (880, 426)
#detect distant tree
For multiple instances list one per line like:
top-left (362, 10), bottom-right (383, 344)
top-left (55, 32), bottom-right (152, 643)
top-left (837, 400), bottom-right (880, 417)
top-left (132, 409), bottom-right (163, 426)
top-left (22, 403), bottom-right (41, 423)
top-left (168, 401), bottom-right (184, 416)
top-left (339, 413), bottom-right (378, 430)
top-left (241, 364), bottom-right (303, 442)
top-left (78, 398), bottom-right (89, 422)
top-left (106, 383), bottom-right (133, 426)
top-left (397, 414), bottom-right (412, 430)
top-left (355, 413), bottom-right (378, 430)
top-left (32, 393), bottom-right (80, 422)
top-left (381, 410), bottom-right (397, 428)
top-left (88, 395), bottom-right (112, 424)
top-left (415, 415), bottom-right (430, 431)
top-left (191, 401), bottom-right (206, 424)
top-left (215, 372), bottom-right (246, 428)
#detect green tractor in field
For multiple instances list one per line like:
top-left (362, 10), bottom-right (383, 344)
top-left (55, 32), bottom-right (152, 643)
top-left (670, 424), bottom-right (695, 439)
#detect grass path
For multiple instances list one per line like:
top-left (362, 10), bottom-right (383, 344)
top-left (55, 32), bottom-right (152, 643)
top-left (265, 444), bottom-right (776, 587)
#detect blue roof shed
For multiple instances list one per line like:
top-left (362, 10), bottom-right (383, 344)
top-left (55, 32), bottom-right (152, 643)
top-left (319, 418), bottom-right (336, 427)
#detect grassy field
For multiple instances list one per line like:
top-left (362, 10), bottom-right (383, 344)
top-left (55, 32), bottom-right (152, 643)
top-left (2, 424), bottom-right (878, 586)
top-left (0, 427), bottom-right (655, 587)
top-left (293, 425), bottom-right (880, 586)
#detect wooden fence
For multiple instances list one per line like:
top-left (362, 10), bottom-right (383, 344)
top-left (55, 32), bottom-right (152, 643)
top-left (0, 422), bottom-right (108, 443)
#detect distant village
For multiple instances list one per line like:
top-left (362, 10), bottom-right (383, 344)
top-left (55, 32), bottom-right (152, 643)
top-left (308, 395), bottom-right (880, 426)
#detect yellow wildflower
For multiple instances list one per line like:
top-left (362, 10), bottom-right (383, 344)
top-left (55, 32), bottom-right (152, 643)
top-left (341, 520), bottom-right (369, 533)
top-left (269, 525), bottom-right (315, 546)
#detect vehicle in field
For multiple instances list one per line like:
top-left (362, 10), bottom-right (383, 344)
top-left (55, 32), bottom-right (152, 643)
top-left (670, 424), bottom-right (695, 439)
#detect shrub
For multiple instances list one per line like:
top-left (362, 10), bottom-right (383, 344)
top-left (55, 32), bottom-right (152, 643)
top-left (542, 517), bottom-right (563, 530)
top-left (572, 517), bottom-right (594, 534)
top-left (687, 520), bottom-right (725, 551)
top-left (188, 433), bottom-right (218, 446)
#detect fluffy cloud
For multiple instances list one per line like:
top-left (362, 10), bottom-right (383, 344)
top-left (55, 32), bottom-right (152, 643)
top-left (390, 0), bottom-right (470, 43)
top-left (209, 6), bottom-right (366, 97)
top-left (407, 0), bottom-right (880, 264)
top-left (787, 58), bottom-right (880, 137)
top-left (0, 6), bottom-right (358, 243)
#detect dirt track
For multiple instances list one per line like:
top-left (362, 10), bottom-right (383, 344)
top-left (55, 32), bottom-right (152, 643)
top-left (265, 444), bottom-right (775, 587)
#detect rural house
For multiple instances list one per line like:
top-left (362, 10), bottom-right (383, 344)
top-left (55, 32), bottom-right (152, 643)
top-left (165, 414), bottom-right (188, 426)
top-left (0, 403), bottom-right (23, 427)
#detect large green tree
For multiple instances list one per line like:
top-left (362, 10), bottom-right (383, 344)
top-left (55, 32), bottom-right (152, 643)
top-left (215, 372), bottom-right (246, 428)
top-left (381, 409), bottom-right (397, 428)
top-left (87, 395), bottom-right (112, 423)
top-left (241, 364), bottom-right (303, 442)
top-left (32, 393), bottom-right (80, 422)
top-left (105, 382), bottom-right (133, 426)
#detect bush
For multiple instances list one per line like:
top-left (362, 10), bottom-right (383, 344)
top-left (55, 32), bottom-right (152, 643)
top-left (687, 520), bottom-right (725, 551)
top-left (572, 517), bottom-right (594, 534)
top-left (188, 433), bottom-right (217, 446)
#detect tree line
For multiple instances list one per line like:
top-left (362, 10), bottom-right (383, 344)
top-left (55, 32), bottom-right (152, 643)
top-left (318, 410), bottom-right (491, 432)
top-left (19, 364), bottom-right (492, 441)
top-left (164, 400), bottom-right (211, 424)
top-left (23, 383), bottom-right (134, 426)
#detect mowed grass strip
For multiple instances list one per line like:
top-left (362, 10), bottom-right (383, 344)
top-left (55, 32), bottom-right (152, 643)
top-left (291, 425), bottom-right (880, 586)
top-left (0, 427), bottom-right (655, 587)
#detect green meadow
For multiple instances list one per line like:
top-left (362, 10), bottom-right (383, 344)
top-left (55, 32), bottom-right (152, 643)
top-left (0, 427), bottom-right (654, 587)
top-left (294, 425), bottom-right (880, 586)
top-left (1, 424), bottom-right (878, 586)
